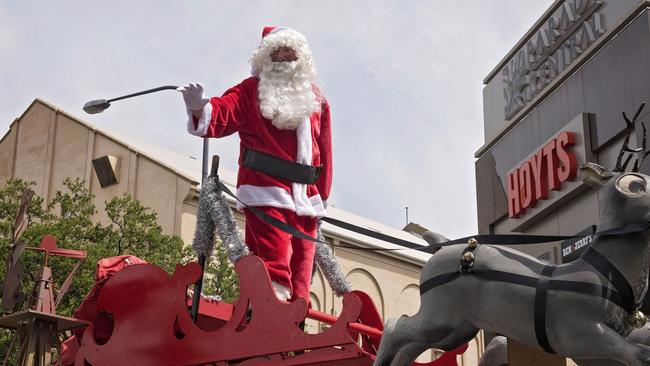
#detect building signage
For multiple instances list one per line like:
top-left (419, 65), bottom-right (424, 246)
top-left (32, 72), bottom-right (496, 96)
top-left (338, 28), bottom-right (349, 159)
top-left (561, 226), bottom-right (597, 263)
top-left (503, 0), bottom-right (605, 119)
top-left (507, 131), bottom-right (577, 218)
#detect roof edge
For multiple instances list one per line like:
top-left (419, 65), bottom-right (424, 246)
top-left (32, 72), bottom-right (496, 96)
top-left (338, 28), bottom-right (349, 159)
top-left (27, 98), bottom-right (200, 186)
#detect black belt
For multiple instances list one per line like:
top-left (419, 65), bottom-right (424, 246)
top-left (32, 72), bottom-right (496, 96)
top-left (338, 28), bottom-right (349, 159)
top-left (242, 149), bottom-right (322, 184)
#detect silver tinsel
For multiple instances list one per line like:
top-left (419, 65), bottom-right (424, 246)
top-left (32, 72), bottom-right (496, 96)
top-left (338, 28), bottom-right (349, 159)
top-left (315, 222), bottom-right (352, 295)
top-left (192, 177), bottom-right (249, 262)
top-left (193, 177), bottom-right (350, 295)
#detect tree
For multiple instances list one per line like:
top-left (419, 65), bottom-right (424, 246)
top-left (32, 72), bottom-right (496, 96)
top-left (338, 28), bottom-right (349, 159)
top-left (202, 237), bottom-right (240, 303)
top-left (0, 178), bottom-right (239, 360)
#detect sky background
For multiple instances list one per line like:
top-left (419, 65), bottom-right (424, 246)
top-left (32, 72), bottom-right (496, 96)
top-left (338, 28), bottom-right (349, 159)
top-left (0, 1), bottom-right (554, 240)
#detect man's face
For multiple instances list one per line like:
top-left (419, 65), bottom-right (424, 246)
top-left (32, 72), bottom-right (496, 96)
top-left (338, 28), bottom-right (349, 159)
top-left (270, 46), bottom-right (298, 62)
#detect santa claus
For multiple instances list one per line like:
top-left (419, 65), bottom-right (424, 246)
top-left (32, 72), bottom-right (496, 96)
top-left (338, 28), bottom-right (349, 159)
top-left (178, 26), bottom-right (332, 303)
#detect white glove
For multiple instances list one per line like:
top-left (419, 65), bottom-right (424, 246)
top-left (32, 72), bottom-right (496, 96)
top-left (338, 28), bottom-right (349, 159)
top-left (177, 82), bottom-right (210, 110)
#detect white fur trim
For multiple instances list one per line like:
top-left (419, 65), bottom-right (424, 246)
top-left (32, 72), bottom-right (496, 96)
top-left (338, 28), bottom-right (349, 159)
top-left (295, 117), bottom-right (312, 164)
top-left (293, 117), bottom-right (315, 216)
top-left (250, 28), bottom-right (315, 78)
top-left (186, 103), bottom-right (212, 137)
top-left (236, 185), bottom-right (326, 217)
top-left (237, 185), bottom-right (296, 210)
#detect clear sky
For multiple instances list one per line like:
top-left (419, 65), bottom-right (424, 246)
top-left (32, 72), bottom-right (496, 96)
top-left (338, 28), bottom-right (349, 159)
top-left (0, 1), bottom-right (554, 240)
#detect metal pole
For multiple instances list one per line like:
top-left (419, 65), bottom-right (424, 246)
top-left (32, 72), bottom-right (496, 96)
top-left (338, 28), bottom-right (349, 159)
top-left (106, 85), bottom-right (178, 103)
top-left (191, 254), bottom-right (207, 323)
top-left (191, 148), bottom-right (214, 323)
top-left (202, 139), bottom-right (209, 184)
top-left (83, 85), bottom-right (179, 114)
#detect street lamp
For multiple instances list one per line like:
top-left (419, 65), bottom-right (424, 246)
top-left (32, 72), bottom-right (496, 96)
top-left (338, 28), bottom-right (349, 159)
top-left (83, 85), bottom-right (211, 184)
top-left (83, 85), bottom-right (212, 323)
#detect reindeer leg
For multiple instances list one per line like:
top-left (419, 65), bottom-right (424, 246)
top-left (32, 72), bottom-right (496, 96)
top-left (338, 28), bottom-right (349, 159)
top-left (374, 316), bottom-right (416, 366)
top-left (387, 342), bottom-right (432, 366)
top-left (374, 312), bottom-right (478, 366)
top-left (564, 325), bottom-right (650, 366)
top-left (374, 315), bottom-right (450, 366)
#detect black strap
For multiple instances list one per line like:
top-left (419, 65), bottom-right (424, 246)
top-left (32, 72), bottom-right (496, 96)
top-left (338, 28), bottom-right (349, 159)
top-left (214, 175), bottom-right (650, 254)
top-left (535, 266), bottom-right (556, 354)
top-left (243, 149), bottom-right (322, 184)
top-left (439, 234), bottom-right (580, 247)
top-left (216, 179), bottom-right (408, 250)
top-left (419, 272), bottom-right (461, 295)
top-left (421, 222), bottom-right (650, 252)
top-left (419, 268), bottom-right (629, 315)
top-left (321, 217), bottom-right (426, 250)
top-left (582, 247), bottom-right (638, 312)
top-left (215, 179), bottom-right (324, 243)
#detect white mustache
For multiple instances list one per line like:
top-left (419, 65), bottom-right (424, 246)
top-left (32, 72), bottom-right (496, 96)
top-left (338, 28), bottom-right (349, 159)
top-left (266, 61), bottom-right (298, 74)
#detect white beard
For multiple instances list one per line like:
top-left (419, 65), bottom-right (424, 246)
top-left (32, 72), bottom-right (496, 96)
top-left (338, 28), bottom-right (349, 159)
top-left (258, 61), bottom-right (320, 130)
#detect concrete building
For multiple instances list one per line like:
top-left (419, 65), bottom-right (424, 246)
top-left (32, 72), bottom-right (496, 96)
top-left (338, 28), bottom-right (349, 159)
top-left (475, 0), bottom-right (650, 363)
top-left (0, 98), bottom-right (484, 364)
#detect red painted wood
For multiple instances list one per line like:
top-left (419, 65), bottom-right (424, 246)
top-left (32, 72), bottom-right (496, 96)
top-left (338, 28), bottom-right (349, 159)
top-left (74, 255), bottom-right (466, 365)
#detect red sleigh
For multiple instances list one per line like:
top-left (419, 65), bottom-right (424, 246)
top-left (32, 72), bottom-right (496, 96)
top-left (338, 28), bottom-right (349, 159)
top-left (70, 255), bottom-right (467, 365)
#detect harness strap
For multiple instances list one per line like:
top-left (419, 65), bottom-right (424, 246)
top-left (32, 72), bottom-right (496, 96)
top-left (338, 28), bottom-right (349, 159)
top-left (534, 266), bottom-right (556, 354)
top-left (217, 179), bottom-right (420, 250)
top-left (420, 268), bottom-right (628, 309)
top-left (419, 265), bottom-right (633, 355)
top-left (581, 247), bottom-right (638, 312)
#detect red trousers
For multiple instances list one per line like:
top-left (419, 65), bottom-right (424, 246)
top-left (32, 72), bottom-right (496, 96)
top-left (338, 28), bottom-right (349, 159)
top-left (243, 207), bottom-right (317, 302)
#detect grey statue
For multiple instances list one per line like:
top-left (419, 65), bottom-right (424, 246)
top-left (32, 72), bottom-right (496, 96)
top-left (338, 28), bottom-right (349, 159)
top-left (375, 163), bottom-right (650, 366)
top-left (374, 105), bottom-right (650, 366)
top-left (478, 336), bottom-right (508, 366)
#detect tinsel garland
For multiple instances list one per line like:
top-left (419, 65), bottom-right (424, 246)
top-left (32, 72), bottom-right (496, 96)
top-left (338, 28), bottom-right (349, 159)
top-left (315, 221), bottom-right (352, 295)
top-left (193, 176), bottom-right (351, 295)
top-left (192, 177), bottom-right (249, 262)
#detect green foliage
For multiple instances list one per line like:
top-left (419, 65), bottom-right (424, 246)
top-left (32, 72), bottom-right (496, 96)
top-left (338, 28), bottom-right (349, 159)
top-left (0, 177), bottom-right (239, 360)
top-left (203, 243), bottom-right (239, 303)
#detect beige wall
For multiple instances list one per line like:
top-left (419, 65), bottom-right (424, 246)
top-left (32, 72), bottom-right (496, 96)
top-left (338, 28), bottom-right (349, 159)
top-left (0, 100), bottom-right (195, 237)
top-left (1, 99), bottom-right (483, 364)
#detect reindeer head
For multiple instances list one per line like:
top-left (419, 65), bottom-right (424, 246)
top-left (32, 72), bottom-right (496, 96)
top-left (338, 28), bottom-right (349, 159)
top-left (579, 103), bottom-right (650, 229)
top-left (580, 163), bottom-right (650, 229)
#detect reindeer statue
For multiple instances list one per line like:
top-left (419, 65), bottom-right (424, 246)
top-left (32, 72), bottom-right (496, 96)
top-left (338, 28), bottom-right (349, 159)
top-left (374, 104), bottom-right (650, 366)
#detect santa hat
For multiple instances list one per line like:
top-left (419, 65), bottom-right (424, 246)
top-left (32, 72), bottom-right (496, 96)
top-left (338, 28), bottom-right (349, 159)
top-left (250, 26), bottom-right (314, 77)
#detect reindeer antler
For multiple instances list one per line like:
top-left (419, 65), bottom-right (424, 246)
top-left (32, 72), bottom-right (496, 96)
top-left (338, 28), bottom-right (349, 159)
top-left (614, 102), bottom-right (648, 172)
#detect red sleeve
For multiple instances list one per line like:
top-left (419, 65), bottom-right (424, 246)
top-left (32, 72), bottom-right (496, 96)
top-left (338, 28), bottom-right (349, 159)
top-left (188, 78), bottom-right (254, 138)
top-left (317, 97), bottom-right (333, 202)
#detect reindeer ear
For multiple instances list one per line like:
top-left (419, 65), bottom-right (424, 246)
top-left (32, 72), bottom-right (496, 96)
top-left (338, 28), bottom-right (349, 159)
top-left (578, 162), bottom-right (613, 188)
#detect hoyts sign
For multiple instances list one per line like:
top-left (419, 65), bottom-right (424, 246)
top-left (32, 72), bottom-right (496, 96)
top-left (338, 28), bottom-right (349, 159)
top-left (507, 131), bottom-right (577, 218)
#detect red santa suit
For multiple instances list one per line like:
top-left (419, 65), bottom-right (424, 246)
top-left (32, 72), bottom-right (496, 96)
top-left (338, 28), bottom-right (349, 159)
top-left (187, 68), bottom-right (332, 302)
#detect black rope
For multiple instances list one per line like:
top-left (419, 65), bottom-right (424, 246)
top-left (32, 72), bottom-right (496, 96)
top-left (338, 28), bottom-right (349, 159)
top-left (215, 179), bottom-right (650, 253)
top-left (216, 180), bottom-right (405, 251)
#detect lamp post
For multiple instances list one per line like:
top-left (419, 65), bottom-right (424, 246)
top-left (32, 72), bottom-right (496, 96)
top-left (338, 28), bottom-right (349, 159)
top-left (83, 85), bottom-right (211, 186)
top-left (83, 86), bottom-right (211, 323)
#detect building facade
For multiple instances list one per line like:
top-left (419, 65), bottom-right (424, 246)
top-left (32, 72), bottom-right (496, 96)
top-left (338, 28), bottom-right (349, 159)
top-left (478, 0), bottom-right (650, 262)
top-left (476, 0), bottom-right (650, 362)
top-left (0, 99), bottom-right (485, 363)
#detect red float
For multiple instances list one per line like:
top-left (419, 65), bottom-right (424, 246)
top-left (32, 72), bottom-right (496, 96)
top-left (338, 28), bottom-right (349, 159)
top-left (68, 255), bottom-right (466, 365)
